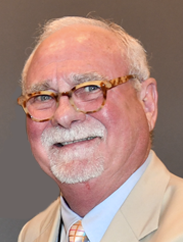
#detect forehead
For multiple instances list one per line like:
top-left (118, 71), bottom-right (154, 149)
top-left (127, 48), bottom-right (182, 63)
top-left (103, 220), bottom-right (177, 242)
top-left (26, 24), bottom-right (128, 91)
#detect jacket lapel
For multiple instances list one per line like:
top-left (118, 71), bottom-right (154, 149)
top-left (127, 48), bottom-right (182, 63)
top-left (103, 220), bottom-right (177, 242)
top-left (35, 198), bottom-right (61, 242)
top-left (101, 210), bottom-right (139, 242)
top-left (101, 151), bottom-right (170, 242)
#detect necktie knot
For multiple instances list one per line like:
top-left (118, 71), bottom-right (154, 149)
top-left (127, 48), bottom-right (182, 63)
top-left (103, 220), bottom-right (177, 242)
top-left (69, 220), bottom-right (89, 242)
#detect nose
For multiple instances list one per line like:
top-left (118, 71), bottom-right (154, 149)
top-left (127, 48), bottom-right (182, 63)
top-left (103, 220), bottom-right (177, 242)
top-left (51, 96), bottom-right (86, 128)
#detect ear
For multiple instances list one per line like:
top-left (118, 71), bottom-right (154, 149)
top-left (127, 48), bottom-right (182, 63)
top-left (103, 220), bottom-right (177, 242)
top-left (140, 78), bottom-right (158, 131)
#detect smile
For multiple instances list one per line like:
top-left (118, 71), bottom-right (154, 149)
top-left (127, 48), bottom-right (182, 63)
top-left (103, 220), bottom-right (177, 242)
top-left (54, 136), bottom-right (98, 147)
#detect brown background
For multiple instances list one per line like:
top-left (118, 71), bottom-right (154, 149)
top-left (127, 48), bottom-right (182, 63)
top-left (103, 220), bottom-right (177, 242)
top-left (0, 0), bottom-right (183, 240)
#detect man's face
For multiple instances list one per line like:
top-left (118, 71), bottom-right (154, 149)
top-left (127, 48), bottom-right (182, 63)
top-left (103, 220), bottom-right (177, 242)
top-left (25, 24), bottom-right (155, 187)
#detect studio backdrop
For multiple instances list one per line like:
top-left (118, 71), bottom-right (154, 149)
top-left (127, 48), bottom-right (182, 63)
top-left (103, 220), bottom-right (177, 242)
top-left (0, 1), bottom-right (183, 241)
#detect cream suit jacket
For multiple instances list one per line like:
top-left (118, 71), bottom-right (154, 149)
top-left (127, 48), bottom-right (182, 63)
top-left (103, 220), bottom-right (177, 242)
top-left (18, 151), bottom-right (183, 242)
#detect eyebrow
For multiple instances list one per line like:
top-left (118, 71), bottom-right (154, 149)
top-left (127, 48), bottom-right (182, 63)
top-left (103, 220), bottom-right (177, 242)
top-left (26, 72), bottom-right (107, 94)
top-left (26, 81), bottom-right (52, 94)
top-left (68, 72), bottom-right (106, 85)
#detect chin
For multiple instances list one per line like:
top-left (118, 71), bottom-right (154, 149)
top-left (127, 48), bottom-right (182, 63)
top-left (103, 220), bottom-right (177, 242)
top-left (50, 156), bottom-right (104, 184)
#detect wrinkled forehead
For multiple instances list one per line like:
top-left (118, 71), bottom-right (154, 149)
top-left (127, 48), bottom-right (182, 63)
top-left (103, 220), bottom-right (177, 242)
top-left (25, 24), bottom-right (128, 92)
top-left (40, 24), bottom-right (122, 49)
top-left (34, 24), bottom-right (125, 61)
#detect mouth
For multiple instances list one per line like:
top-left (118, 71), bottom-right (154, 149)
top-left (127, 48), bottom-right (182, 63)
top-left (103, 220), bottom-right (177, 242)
top-left (54, 136), bottom-right (99, 147)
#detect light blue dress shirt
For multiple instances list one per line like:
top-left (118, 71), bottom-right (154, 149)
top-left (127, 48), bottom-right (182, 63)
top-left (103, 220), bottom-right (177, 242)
top-left (60, 151), bottom-right (152, 242)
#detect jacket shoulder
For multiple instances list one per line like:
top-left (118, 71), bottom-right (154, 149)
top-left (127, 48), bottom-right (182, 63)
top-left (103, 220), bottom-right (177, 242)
top-left (143, 168), bottom-right (183, 241)
top-left (18, 197), bottom-right (60, 242)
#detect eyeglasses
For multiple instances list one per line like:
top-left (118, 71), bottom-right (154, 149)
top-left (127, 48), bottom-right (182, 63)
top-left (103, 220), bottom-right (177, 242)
top-left (17, 74), bottom-right (137, 122)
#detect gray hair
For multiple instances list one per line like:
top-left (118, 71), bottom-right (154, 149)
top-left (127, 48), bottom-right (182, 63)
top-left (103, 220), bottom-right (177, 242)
top-left (21, 16), bottom-right (150, 93)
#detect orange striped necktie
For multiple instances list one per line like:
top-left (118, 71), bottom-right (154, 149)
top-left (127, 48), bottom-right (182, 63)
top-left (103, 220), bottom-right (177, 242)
top-left (68, 220), bottom-right (89, 242)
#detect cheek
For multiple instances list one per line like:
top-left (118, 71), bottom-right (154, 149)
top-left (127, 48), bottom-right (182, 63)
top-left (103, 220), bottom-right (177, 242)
top-left (26, 118), bottom-right (49, 153)
top-left (26, 118), bottom-right (55, 178)
top-left (93, 90), bottom-right (146, 147)
top-left (27, 119), bottom-right (41, 142)
top-left (90, 99), bottom-right (128, 148)
top-left (98, 96), bottom-right (129, 130)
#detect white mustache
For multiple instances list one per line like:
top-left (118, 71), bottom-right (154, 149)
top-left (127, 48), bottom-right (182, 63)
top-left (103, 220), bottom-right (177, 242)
top-left (41, 122), bottom-right (105, 147)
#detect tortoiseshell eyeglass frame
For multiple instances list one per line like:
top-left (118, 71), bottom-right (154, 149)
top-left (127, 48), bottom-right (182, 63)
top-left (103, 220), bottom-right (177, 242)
top-left (17, 74), bottom-right (137, 122)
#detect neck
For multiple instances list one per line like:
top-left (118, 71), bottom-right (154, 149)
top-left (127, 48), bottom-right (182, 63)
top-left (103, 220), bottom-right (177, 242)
top-left (59, 178), bottom-right (120, 217)
top-left (58, 164), bottom-right (138, 217)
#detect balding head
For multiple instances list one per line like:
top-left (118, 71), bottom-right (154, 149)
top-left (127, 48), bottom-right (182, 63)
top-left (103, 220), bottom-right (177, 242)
top-left (21, 16), bottom-right (150, 94)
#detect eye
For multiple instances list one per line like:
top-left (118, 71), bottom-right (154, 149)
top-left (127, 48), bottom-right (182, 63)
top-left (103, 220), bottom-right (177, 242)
top-left (30, 94), bottom-right (54, 104)
top-left (84, 85), bottom-right (100, 92)
top-left (35, 95), bottom-right (53, 101)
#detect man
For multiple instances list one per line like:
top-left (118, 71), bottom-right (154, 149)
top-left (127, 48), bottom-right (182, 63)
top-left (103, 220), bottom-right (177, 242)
top-left (18, 16), bottom-right (183, 242)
